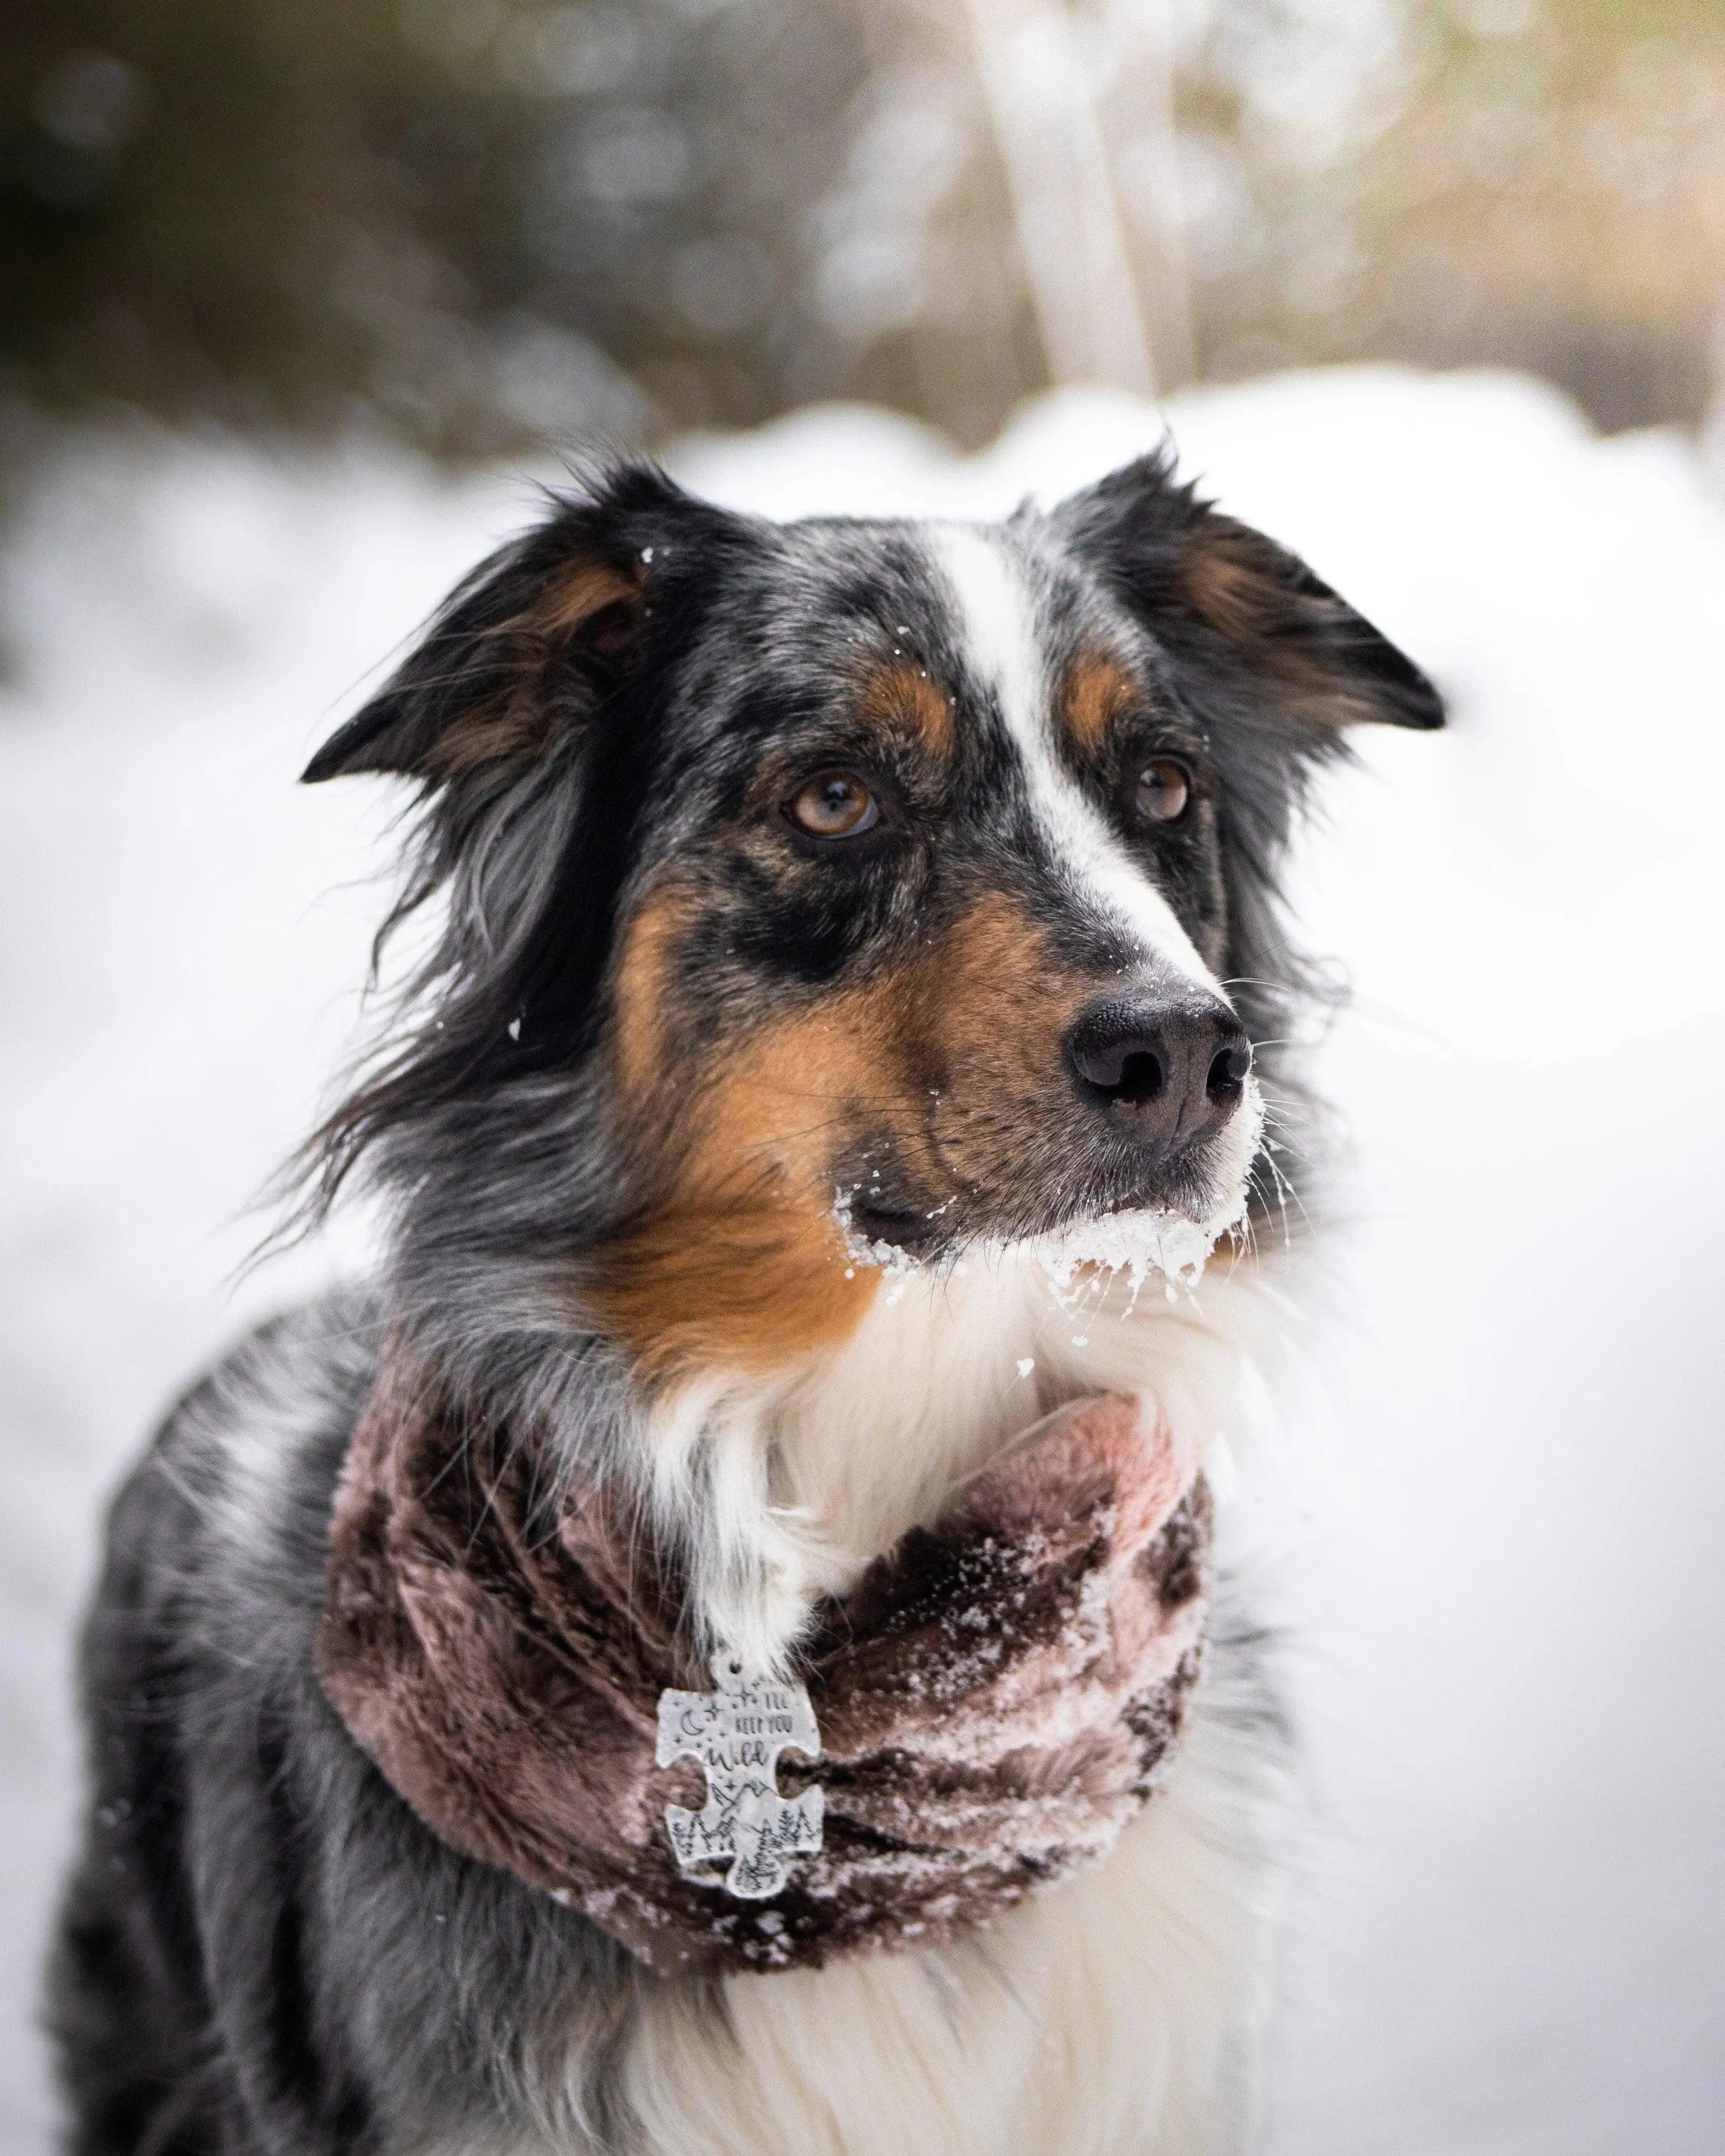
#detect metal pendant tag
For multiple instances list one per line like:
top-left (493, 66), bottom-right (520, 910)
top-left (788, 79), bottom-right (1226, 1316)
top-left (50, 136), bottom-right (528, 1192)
top-left (656, 1652), bottom-right (823, 1899)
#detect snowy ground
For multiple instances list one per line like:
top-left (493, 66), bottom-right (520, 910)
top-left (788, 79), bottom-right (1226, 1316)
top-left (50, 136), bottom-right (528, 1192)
top-left (3, 368), bottom-right (1722, 2150)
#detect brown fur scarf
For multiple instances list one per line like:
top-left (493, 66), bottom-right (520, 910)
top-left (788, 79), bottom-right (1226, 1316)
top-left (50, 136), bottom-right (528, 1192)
top-left (316, 1355), bottom-right (1213, 1977)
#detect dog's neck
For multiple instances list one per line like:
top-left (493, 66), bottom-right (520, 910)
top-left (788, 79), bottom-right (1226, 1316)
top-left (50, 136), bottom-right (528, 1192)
top-left (635, 1246), bottom-right (1265, 1672)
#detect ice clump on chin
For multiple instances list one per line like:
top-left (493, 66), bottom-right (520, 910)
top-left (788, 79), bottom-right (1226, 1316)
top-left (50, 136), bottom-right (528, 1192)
top-left (1036, 1206), bottom-right (1227, 1307)
top-left (832, 1182), bottom-right (1239, 1309)
top-left (1039, 1078), bottom-right (1263, 1305)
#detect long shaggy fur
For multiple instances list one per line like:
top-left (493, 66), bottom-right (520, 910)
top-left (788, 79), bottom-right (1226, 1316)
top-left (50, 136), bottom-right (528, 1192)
top-left (50, 448), bottom-right (1439, 2153)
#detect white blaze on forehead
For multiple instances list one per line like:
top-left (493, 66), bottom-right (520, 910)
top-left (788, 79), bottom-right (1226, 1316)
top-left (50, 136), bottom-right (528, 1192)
top-left (927, 523), bottom-right (1220, 996)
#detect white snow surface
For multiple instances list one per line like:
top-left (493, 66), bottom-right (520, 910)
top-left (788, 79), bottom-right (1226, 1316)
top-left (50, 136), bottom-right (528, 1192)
top-left (4, 368), bottom-right (1724, 2148)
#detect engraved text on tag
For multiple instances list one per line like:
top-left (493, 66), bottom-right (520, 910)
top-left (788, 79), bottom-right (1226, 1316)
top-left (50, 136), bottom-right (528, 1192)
top-left (656, 1653), bottom-right (823, 1899)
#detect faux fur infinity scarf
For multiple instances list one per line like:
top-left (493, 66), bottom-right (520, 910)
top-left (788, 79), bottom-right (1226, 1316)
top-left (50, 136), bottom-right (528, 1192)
top-left (316, 1353), bottom-right (1213, 1977)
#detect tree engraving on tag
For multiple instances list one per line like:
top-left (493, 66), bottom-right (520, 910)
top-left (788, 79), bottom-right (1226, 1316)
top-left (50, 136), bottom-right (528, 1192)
top-left (656, 1653), bottom-right (824, 1900)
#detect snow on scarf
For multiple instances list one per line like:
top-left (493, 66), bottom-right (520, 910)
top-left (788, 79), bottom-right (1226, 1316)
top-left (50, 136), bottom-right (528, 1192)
top-left (315, 1352), bottom-right (1212, 1977)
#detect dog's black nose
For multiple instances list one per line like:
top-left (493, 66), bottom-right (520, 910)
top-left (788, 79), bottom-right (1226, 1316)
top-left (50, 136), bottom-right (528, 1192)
top-left (1064, 994), bottom-right (1252, 1153)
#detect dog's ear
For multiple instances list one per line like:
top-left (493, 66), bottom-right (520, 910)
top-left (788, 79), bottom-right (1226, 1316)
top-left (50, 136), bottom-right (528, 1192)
top-left (1055, 449), bottom-right (1445, 735)
top-left (303, 463), bottom-right (695, 785)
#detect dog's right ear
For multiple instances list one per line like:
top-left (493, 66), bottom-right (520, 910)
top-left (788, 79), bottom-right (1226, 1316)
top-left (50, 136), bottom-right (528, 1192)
top-left (302, 464), bottom-right (694, 785)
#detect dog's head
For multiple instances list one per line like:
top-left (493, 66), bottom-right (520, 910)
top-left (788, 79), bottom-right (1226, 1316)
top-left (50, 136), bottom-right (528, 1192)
top-left (304, 452), bottom-right (1440, 1388)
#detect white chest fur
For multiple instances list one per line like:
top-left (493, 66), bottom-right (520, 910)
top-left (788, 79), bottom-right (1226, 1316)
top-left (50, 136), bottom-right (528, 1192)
top-left (639, 1245), bottom-right (1273, 1674)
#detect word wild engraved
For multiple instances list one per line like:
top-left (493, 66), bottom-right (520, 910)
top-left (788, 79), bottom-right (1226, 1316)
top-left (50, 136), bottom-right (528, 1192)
top-left (656, 1653), bottom-right (823, 1899)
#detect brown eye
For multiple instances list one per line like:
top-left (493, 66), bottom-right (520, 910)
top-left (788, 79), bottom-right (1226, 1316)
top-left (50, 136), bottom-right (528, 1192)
top-left (1136, 757), bottom-right (1191, 823)
top-left (787, 771), bottom-right (879, 839)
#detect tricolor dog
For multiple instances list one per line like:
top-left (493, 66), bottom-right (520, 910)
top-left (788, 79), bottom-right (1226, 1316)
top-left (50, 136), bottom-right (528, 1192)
top-left (51, 448), bottom-right (1440, 2154)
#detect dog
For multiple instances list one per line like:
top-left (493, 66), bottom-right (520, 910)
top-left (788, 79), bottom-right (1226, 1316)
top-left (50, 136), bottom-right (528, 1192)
top-left (49, 444), bottom-right (1441, 2154)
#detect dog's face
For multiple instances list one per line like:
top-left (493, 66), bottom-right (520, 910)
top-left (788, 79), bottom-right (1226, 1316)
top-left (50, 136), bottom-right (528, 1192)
top-left (306, 455), bottom-right (1440, 1384)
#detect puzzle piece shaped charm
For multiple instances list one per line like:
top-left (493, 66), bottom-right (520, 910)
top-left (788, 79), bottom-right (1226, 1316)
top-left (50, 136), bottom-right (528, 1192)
top-left (656, 1653), bottom-right (823, 1899)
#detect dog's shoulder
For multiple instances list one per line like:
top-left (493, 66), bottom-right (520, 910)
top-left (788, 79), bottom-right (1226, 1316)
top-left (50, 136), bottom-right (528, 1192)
top-left (80, 1286), bottom-right (386, 1778)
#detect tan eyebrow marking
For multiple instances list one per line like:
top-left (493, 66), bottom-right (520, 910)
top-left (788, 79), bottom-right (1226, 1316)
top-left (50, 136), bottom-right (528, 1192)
top-left (859, 658), bottom-right (956, 759)
top-left (1062, 655), bottom-right (1140, 755)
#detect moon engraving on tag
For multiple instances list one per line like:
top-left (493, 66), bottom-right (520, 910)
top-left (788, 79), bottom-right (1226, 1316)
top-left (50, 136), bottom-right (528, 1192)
top-left (656, 1653), bottom-right (823, 1899)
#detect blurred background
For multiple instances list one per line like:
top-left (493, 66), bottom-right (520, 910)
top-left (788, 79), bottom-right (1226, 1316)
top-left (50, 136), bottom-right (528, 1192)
top-left (4, 3), bottom-right (1725, 2152)
top-left (6, 0), bottom-right (1725, 462)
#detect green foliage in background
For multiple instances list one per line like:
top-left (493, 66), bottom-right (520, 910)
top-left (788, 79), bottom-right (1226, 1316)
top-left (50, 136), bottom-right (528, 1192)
top-left (1, 0), bottom-right (871, 448)
top-left (4, 0), bottom-right (1723, 453)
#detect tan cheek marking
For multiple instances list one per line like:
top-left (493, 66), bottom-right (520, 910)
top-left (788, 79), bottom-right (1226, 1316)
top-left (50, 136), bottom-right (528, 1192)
top-left (610, 883), bottom-right (693, 1102)
top-left (908, 892), bottom-right (1086, 1085)
top-left (1063, 656), bottom-right (1138, 756)
top-left (590, 896), bottom-right (1112, 1387)
top-left (589, 996), bottom-right (906, 1386)
top-left (586, 1202), bottom-right (874, 1390)
top-left (891, 892), bottom-right (1101, 1191)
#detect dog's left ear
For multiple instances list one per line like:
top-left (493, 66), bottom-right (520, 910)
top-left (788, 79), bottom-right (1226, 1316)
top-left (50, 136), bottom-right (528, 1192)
top-left (301, 464), bottom-right (699, 784)
top-left (1055, 449), bottom-right (1445, 735)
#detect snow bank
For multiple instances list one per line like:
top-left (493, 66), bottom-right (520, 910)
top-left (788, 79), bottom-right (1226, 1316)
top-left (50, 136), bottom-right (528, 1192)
top-left (3, 370), bottom-right (1722, 2149)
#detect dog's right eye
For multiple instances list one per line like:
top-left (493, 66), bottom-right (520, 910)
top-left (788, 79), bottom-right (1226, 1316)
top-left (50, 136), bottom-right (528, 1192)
top-left (785, 771), bottom-right (879, 839)
top-left (1134, 758), bottom-right (1191, 824)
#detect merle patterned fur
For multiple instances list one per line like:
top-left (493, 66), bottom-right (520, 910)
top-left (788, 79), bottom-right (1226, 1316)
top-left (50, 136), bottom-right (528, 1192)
top-left (47, 451), bottom-right (1440, 2152)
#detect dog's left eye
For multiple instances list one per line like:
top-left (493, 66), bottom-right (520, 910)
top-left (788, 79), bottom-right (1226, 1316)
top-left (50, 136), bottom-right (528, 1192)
top-left (786, 771), bottom-right (879, 839)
